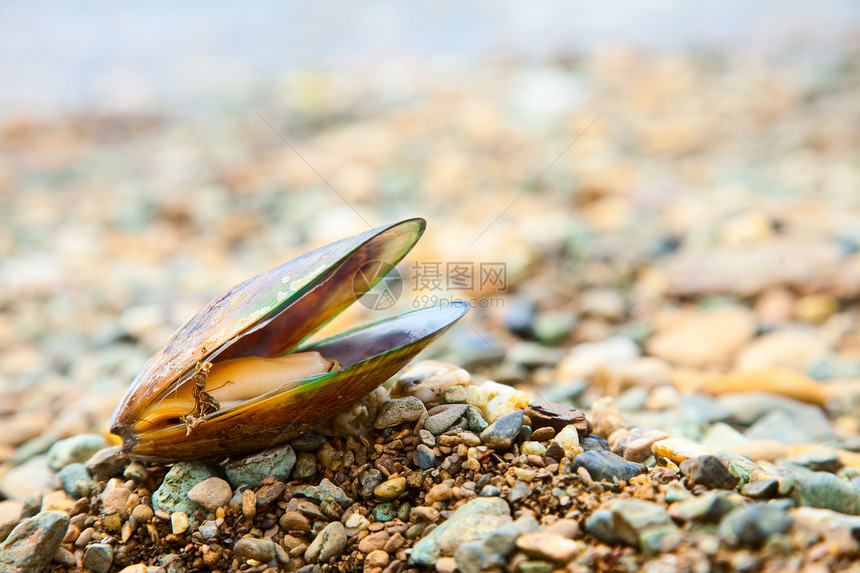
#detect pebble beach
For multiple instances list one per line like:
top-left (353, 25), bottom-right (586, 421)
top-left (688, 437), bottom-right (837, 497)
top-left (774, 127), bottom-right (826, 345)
top-left (3, 16), bottom-right (860, 573)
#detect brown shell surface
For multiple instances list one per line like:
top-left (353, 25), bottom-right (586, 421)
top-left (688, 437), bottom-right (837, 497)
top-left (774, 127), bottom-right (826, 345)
top-left (118, 302), bottom-right (469, 461)
top-left (110, 219), bottom-right (426, 441)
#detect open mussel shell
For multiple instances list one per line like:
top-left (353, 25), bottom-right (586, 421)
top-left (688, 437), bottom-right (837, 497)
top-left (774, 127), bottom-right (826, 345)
top-left (116, 303), bottom-right (468, 462)
top-left (110, 218), bottom-right (470, 462)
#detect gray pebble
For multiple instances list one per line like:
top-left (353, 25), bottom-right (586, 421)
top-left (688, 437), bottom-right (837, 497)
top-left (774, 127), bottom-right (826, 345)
top-left (782, 449), bottom-right (843, 473)
top-left (198, 520), bottom-right (220, 540)
top-left (0, 511), bottom-right (69, 573)
top-left (688, 455), bottom-right (740, 490)
top-left (84, 446), bottom-right (127, 482)
top-left (123, 461), bottom-right (148, 482)
top-left (418, 429), bottom-right (436, 447)
top-left (744, 408), bottom-right (836, 445)
top-left (359, 469), bottom-right (384, 499)
top-left (224, 444), bottom-right (296, 488)
top-left (304, 521), bottom-right (347, 563)
top-left (234, 537), bottom-right (277, 563)
top-left (718, 504), bottom-right (793, 548)
top-left (508, 480), bottom-right (532, 503)
top-left (410, 497), bottom-right (512, 566)
top-left (480, 485), bottom-right (502, 497)
top-left (740, 479), bottom-right (779, 499)
top-left (585, 510), bottom-right (620, 545)
top-left (82, 543), bottom-right (113, 573)
top-left (572, 450), bottom-right (646, 483)
top-left (309, 478), bottom-right (353, 507)
top-left (480, 410), bottom-right (524, 449)
top-left (611, 499), bottom-right (678, 550)
top-left (444, 385), bottom-right (468, 403)
top-left (780, 470), bottom-right (860, 514)
top-left (671, 491), bottom-right (739, 523)
top-left (58, 463), bottom-right (95, 498)
top-left (152, 462), bottom-right (218, 515)
top-left (424, 404), bottom-right (468, 435)
top-left (46, 434), bottom-right (106, 470)
top-left (416, 444), bottom-right (436, 470)
top-left (374, 397), bottom-right (426, 429)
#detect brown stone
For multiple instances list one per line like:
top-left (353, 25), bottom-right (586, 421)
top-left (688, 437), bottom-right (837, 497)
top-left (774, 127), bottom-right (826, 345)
top-left (525, 401), bottom-right (591, 436)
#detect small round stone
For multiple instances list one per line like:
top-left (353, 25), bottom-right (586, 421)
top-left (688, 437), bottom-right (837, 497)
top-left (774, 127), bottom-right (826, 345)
top-left (374, 477), bottom-right (407, 499)
top-left (417, 445), bottom-right (437, 470)
top-left (234, 537), bottom-right (277, 563)
top-left (304, 521), bottom-right (347, 563)
top-left (187, 477), bottom-right (233, 511)
top-left (131, 504), bottom-right (153, 524)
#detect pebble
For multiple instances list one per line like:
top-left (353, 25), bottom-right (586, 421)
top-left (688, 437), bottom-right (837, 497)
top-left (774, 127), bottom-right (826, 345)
top-left (170, 511), bottom-right (189, 534)
top-left (572, 450), bottom-right (646, 483)
top-left (291, 451), bottom-right (317, 481)
top-left (234, 537), bottom-right (277, 563)
top-left (151, 462), bottom-right (218, 515)
top-left (84, 446), bottom-right (127, 481)
top-left (611, 427), bottom-right (670, 463)
top-left (291, 432), bottom-right (328, 451)
top-left (745, 408), bottom-right (835, 445)
top-left (465, 380), bottom-right (529, 422)
top-left (651, 438), bottom-right (712, 463)
top-left (374, 476), bottom-right (407, 499)
top-left (740, 479), bottom-right (779, 499)
top-left (718, 504), bottom-right (793, 548)
top-left (58, 462), bottom-right (94, 498)
top-left (0, 501), bottom-right (23, 541)
top-left (389, 360), bottom-right (471, 405)
top-left (308, 478), bottom-right (354, 507)
top-left (556, 336), bottom-right (640, 381)
top-left (0, 456), bottom-right (59, 502)
top-left (416, 444), bottom-right (437, 470)
top-left (0, 511), bottom-right (69, 573)
top-left (516, 531), bottom-right (582, 562)
top-left (705, 368), bottom-right (828, 407)
top-left (374, 396), bottom-right (427, 429)
top-left (46, 433), bottom-right (106, 470)
top-left (304, 521), bottom-right (347, 563)
top-left (646, 306), bottom-right (756, 368)
top-left (525, 401), bottom-right (590, 435)
top-left (480, 409), bottom-right (524, 449)
top-left (410, 497), bottom-right (512, 566)
top-left (423, 404), bottom-right (468, 435)
top-left (589, 397), bottom-right (627, 437)
top-left (444, 385), bottom-right (468, 403)
top-left (131, 503), bottom-right (153, 524)
top-left (551, 425), bottom-right (581, 458)
top-left (782, 449), bottom-right (842, 473)
top-left (779, 471), bottom-right (860, 515)
top-left (688, 455), bottom-right (741, 490)
top-left (82, 543), bottom-right (114, 573)
top-left (223, 443), bottom-right (296, 488)
top-left (670, 491), bottom-right (739, 523)
top-left (187, 477), bottom-right (233, 511)
top-left (585, 510), bottom-right (620, 545)
top-left (373, 502), bottom-right (396, 522)
top-left (464, 406), bottom-right (489, 433)
top-left (610, 499), bottom-right (680, 554)
top-left (198, 520), bottom-right (219, 539)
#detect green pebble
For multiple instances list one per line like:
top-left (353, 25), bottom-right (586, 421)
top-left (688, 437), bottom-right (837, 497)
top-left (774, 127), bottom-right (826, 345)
top-left (373, 502), bottom-right (397, 522)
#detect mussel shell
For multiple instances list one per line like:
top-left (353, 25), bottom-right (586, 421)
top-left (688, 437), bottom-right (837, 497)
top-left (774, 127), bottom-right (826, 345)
top-left (116, 302), bottom-right (469, 462)
top-left (111, 219), bottom-right (426, 437)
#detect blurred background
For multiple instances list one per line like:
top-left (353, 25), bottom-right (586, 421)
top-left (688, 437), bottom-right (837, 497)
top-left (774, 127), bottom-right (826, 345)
top-left (2, 2), bottom-right (860, 447)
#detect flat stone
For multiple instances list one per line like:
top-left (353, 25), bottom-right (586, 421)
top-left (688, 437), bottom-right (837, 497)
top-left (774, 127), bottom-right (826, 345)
top-left (572, 450), bottom-right (646, 483)
top-left (0, 511), bottom-right (69, 573)
top-left (152, 462), bottom-right (218, 515)
top-left (651, 438), bottom-right (712, 463)
top-left (374, 397), bottom-right (427, 429)
top-left (718, 504), bottom-right (793, 548)
top-left (224, 444), bottom-right (296, 488)
top-left (82, 543), bottom-right (113, 573)
top-left (526, 401), bottom-right (590, 435)
top-left (410, 497), bottom-right (512, 566)
top-left (780, 471), bottom-right (860, 515)
top-left (234, 537), bottom-right (277, 563)
top-left (740, 479), bottom-right (779, 499)
top-left (46, 434), bottom-right (106, 470)
top-left (187, 477), bottom-right (233, 511)
top-left (611, 427), bottom-right (669, 463)
top-left (516, 531), bottom-right (582, 562)
top-left (307, 478), bottom-right (353, 507)
top-left (782, 449), bottom-right (843, 473)
top-left (424, 405), bottom-right (467, 435)
top-left (480, 410), bottom-right (524, 449)
top-left (745, 408), bottom-right (835, 445)
top-left (305, 521), bottom-right (347, 563)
